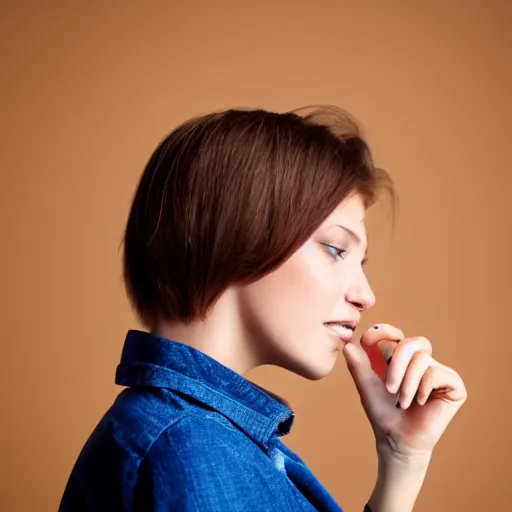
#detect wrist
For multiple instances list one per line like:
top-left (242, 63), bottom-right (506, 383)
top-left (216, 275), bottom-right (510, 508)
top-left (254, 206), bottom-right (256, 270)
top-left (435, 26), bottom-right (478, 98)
top-left (375, 439), bottom-right (433, 470)
top-left (376, 449), bottom-right (431, 483)
top-left (368, 446), bottom-right (432, 512)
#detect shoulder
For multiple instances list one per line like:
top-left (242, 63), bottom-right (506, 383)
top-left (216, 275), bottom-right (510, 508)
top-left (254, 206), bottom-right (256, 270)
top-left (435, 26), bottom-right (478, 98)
top-left (141, 408), bottom-right (267, 469)
top-left (133, 411), bottom-right (294, 511)
top-left (95, 387), bottom-right (192, 456)
top-left (91, 386), bottom-right (262, 463)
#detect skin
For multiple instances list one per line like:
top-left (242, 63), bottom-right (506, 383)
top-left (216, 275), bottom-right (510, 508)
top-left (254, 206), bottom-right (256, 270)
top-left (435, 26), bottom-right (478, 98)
top-left (152, 192), bottom-right (467, 511)
top-left (152, 192), bottom-right (374, 378)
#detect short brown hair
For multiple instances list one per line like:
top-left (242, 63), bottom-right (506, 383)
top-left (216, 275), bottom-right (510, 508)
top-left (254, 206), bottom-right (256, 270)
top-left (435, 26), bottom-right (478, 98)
top-left (122, 105), bottom-right (396, 328)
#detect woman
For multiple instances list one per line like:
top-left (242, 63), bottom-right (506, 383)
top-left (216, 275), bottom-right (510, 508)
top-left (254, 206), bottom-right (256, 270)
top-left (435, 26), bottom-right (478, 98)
top-left (59, 105), bottom-right (467, 511)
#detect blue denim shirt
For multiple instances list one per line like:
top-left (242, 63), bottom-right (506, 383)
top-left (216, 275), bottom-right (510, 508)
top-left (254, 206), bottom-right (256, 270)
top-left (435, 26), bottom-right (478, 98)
top-left (59, 329), bottom-right (344, 511)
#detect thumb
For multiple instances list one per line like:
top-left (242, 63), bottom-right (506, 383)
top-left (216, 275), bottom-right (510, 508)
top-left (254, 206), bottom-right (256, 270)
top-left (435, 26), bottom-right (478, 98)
top-left (343, 343), bottom-right (394, 419)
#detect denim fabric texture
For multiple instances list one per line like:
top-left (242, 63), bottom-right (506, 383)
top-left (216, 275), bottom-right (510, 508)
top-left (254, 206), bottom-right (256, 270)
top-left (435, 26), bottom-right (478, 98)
top-left (59, 329), bottom-right (344, 511)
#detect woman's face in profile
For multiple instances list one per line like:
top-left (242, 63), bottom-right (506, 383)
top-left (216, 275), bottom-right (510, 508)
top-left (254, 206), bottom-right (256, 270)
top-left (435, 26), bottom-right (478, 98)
top-left (236, 193), bottom-right (375, 380)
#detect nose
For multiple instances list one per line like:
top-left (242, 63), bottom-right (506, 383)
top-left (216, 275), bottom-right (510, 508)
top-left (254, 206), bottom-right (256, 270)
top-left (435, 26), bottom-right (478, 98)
top-left (345, 274), bottom-right (376, 312)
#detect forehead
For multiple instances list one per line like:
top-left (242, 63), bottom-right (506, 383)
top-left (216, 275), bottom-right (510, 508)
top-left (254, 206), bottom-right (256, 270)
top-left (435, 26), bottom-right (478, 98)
top-left (319, 194), bottom-right (367, 238)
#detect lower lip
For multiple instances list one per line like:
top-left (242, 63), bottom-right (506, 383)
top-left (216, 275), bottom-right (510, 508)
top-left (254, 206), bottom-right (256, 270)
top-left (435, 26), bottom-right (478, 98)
top-left (324, 324), bottom-right (354, 343)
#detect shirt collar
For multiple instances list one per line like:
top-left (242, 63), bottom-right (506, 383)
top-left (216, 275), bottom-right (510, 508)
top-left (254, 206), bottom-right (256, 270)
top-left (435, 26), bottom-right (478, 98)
top-left (115, 330), bottom-right (295, 450)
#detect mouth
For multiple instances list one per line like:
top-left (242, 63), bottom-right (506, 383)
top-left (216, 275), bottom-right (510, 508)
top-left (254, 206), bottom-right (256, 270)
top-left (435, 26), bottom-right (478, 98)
top-left (323, 322), bottom-right (355, 343)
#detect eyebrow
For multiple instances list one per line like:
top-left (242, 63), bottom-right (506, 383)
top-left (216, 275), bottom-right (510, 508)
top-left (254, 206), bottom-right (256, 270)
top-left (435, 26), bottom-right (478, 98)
top-left (334, 224), bottom-right (369, 266)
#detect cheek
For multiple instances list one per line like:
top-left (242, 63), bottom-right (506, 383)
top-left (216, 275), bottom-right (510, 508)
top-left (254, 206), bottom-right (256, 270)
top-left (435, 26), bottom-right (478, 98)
top-left (267, 249), bottom-right (336, 325)
top-left (238, 244), bottom-right (344, 347)
top-left (294, 242), bottom-right (341, 299)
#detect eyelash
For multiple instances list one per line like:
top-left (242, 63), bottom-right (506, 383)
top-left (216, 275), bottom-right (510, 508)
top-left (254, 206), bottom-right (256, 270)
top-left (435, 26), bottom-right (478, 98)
top-left (321, 243), bottom-right (348, 260)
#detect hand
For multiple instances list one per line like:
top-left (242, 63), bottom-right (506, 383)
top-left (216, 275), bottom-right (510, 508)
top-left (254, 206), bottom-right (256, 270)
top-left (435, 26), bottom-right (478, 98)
top-left (342, 323), bottom-right (467, 460)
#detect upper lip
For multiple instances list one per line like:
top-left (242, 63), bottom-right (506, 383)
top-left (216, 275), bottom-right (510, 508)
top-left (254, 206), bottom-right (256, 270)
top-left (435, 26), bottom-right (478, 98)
top-left (324, 319), bottom-right (359, 330)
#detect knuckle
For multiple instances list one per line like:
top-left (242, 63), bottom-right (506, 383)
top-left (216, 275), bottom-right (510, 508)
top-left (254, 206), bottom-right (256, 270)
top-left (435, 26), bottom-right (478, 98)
top-left (418, 335), bottom-right (433, 350)
top-left (411, 350), bottom-right (429, 364)
top-left (408, 335), bottom-right (433, 356)
top-left (397, 341), bottom-right (426, 361)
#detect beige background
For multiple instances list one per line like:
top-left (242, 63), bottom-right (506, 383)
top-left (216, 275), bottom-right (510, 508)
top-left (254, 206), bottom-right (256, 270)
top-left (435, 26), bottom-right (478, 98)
top-left (1, 1), bottom-right (511, 510)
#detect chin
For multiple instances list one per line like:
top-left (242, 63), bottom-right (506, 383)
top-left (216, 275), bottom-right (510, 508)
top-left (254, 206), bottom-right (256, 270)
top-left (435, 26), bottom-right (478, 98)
top-left (266, 333), bottom-right (341, 380)
top-left (284, 353), bottom-right (338, 381)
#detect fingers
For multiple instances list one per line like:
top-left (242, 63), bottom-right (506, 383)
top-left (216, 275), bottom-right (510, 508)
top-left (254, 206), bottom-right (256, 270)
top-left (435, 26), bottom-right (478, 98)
top-left (417, 366), bottom-right (434, 406)
top-left (416, 363), bottom-right (468, 406)
top-left (390, 351), bottom-right (467, 410)
top-left (360, 324), bottom-right (405, 349)
top-left (397, 351), bottom-right (432, 409)
top-left (359, 324), bottom-right (406, 382)
top-left (356, 323), bottom-right (467, 413)
top-left (386, 336), bottom-right (433, 393)
top-left (343, 343), bottom-right (398, 421)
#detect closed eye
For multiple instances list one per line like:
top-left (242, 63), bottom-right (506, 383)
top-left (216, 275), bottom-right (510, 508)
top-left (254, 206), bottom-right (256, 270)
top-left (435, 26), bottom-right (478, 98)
top-left (321, 243), bottom-right (348, 260)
